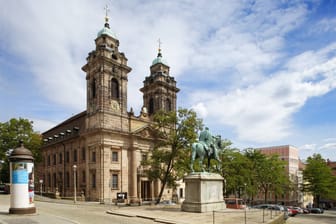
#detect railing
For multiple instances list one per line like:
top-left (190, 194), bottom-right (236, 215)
top-left (212, 208), bottom-right (286, 224)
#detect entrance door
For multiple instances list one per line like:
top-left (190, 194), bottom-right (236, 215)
top-left (141, 181), bottom-right (151, 201)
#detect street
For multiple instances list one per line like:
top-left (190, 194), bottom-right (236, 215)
top-left (286, 211), bottom-right (336, 224)
top-left (0, 194), bottom-right (154, 224)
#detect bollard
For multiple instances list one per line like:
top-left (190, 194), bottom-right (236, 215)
top-left (8, 141), bottom-right (36, 214)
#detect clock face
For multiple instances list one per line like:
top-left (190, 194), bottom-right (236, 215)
top-left (111, 100), bottom-right (120, 112)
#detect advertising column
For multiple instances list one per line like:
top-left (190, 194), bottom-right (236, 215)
top-left (9, 141), bottom-right (36, 214)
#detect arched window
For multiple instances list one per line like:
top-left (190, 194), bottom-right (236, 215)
top-left (91, 78), bottom-right (96, 98)
top-left (165, 98), bottom-right (172, 111)
top-left (111, 78), bottom-right (119, 99)
top-left (149, 98), bottom-right (154, 115)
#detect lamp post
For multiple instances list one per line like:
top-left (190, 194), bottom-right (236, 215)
top-left (39, 179), bottom-right (43, 197)
top-left (224, 178), bottom-right (227, 197)
top-left (73, 165), bottom-right (77, 204)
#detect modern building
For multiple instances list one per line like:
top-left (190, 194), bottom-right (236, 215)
top-left (256, 145), bottom-right (303, 206)
top-left (35, 14), bottom-right (179, 203)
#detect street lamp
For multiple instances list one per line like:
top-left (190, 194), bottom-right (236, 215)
top-left (73, 165), bottom-right (77, 204)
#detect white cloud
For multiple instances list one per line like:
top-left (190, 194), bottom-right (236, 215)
top-left (190, 44), bottom-right (336, 142)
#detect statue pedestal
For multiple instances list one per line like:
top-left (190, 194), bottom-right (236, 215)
top-left (182, 173), bottom-right (226, 213)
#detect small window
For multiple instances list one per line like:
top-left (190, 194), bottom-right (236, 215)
top-left (66, 172), bottom-right (70, 188)
top-left (82, 171), bottom-right (86, 183)
top-left (92, 151), bottom-right (96, 162)
top-left (59, 153), bottom-right (63, 164)
top-left (112, 174), bottom-right (118, 189)
top-left (149, 98), bottom-right (154, 115)
top-left (82, 148), bottom-right (86, 161)
top-left (47, 155), bottom-right (51, 166)
top-left (111, 151), bottom-right (118, 162)
top-left (91, 78), bottom-right (96, 98)
top-left (92, 171), bottom-right (96, 188)
top-left (53, 154), bottom-right (56, 165)
top-left (66, 151), bottom-right (70, 163)
top-left (73, 149), bottom-right (77, 162)
top-left (111, 78), bottom-right (119, 99)
top-left (53, 173), bottom-right (57, 187)
top-left (165, 98), bottom-right (172, 111)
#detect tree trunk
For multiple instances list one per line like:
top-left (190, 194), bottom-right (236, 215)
top-left (155, 159), bottom-right (173, 205)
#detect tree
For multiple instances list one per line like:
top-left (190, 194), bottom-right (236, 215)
top-left (0, 118), bottom-right (42, 182)
top-left (303, 154), bottom-right (336, 207)
top-left (245, 149), bottom-right (289, 204)
top-left (218, 146), bottom-right (250, 198)
top-left (142, 108), bottom-right (203, 204)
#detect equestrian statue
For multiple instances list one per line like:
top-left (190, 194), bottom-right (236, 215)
top-left (190, 127), bottom-right (223, 173)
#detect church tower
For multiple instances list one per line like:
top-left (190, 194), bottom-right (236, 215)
top-left (82, 11), bottom-right (132, 130)
top-left (140, 43), bottom-right (179, 116)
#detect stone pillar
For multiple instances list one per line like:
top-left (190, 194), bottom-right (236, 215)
top-left (129, 147), bottom-right (138, 203)
top-left (9, 141), bottom-right (36, 214)
top-left (182, 173), bottom-right (226, 213)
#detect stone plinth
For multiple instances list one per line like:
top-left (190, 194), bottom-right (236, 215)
top-left (181, 173), bottom-right (226, 213)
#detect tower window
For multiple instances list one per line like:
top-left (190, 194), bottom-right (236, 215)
top-left (165, 98), bottom-right (172, 111)
top-left (91, 78), bottom-right (96, 98)
top-left (111, 78), bottom-right (119, 99)
top-left (149, 98), bottom-right (154, 115)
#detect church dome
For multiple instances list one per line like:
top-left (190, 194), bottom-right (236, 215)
top-left (152, 52), bottom-right (168, 66)
top-left (97, 25), bottom-right (117, 39)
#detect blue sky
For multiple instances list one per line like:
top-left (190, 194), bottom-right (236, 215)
top-left (1, 0), bottom-right (336, 161)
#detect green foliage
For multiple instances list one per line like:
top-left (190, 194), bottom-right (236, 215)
top-left (303, 154), bottom-right (336, 206)
top-left (142, 108), bottom-right (203, 203)
top-left (0, 118), bottom-right (42, 182)
top-left (217, 147), bottom-right (289, 203)
top-left (244, 149), bottom-right (289, 203)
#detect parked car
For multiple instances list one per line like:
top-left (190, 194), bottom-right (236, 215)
top-left (303, 208), bottom-right (310, 214)
top-left (286, 207), bottom-right (298, 217)
top-left (293, 207), bottom-right (303, 214)
top-left (309, 208), bottom-right (324, 214)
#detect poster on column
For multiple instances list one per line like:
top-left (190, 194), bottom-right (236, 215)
top-left (12, 162), bottom-right (28, 184)
top-left (12, 162), bottom-right (34, 204)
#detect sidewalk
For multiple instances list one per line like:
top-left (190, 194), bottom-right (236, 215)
top-left (35, 195), bottom-right (283, 224)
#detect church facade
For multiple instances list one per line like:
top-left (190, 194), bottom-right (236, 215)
top-left (36, 15), bottom-right (179, 202)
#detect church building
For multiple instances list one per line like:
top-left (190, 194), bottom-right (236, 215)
top-left (36, 13), bottom-right (179, 202)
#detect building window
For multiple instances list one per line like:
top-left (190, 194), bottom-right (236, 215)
top-left (91, 171), bottom-right (96, 188)
top-left (73, 149), bottom-right (77, 162)
top-left (82, 148), bottom-right (86, 161)
top-left (66, 151), bottom-right (70, 163)
top-left (91, 78), bottom-right (96, 98)
top-left (59, 153), bottom-right (63, 164)
top-left (111, 78), bottom-right (119, 99)
top-left (66, 172), bottom-right (70, 188)
top-left (48, 173), bottom-right (51, 187)
top-left (111, 151), bottom-right (118, 162)
top-left (47, 155), bottom-right (51, 166)
top-left (112, 174), bottom-right (118, 189)
top-left (53, 173), bottom-right (57, 188)
top-left (82, 171), bottom-right (86, 183)
top-left (53, 154), bottom-right (56, 165)
top-left (149, 98), bottom-right (154, 115)
top-left (92, 151), bottom-right (96, 162)
top-left (165, 98), bottom-right (172, 111)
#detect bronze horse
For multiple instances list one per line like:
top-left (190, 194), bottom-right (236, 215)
top-left (190, 135), bottom-right (222, 173)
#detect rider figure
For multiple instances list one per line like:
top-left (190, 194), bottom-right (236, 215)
top-left (199, 127), bottom-right (214, 157)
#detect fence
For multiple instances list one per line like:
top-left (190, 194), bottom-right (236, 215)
top-left (213, 208), bottom-right (285, 224)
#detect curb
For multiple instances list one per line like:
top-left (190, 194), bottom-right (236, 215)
top-left (106, 210), bottom-right (177, 224)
